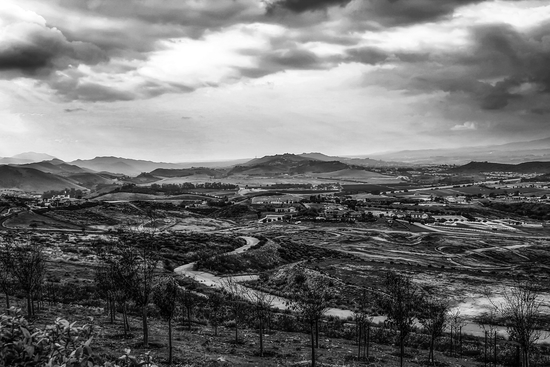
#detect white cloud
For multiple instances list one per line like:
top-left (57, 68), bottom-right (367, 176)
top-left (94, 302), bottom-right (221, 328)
top-left (451, 121), bottom-right (477, 131)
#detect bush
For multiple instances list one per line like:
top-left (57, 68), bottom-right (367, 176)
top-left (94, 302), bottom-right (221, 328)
top-left (0, 309), bottom-right (158, 367)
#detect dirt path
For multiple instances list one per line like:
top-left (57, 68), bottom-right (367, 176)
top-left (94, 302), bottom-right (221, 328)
top-left (174, 236), bottom-right (260, 287)
top-left (174, 234), bottom-right (550, 343)
top-left (173, 236), bottom-right (356, 318)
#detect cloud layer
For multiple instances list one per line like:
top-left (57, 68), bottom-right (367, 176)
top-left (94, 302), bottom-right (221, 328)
top-left (1, 0), bottom-right (550, 160)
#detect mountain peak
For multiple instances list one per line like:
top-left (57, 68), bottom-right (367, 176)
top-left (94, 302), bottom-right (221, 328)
top-left (10, 152), bottom-right (57, 162)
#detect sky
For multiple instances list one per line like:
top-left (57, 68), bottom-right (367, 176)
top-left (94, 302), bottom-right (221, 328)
top-left (1, 0), bottom-right (550, 162)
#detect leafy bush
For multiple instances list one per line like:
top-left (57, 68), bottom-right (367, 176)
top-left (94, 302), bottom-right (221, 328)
top-left (0, 309), bottom-right (158, 367)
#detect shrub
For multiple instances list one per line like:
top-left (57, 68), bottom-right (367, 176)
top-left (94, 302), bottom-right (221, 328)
top-left (0, 309), bottom-right (158, 367)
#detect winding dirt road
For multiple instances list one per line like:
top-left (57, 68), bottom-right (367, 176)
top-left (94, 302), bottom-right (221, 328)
top-left (173, 235), bottom-right (550, 343)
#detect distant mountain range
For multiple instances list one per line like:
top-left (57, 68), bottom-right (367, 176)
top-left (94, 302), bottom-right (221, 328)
top-left (1, 136), bottom-right (550, 193)
top-left (0, 165), bottom-right (86, 193)
top-left (0, 159), bottom-right (114, 193)
top-left (0, 152), bottom-right (57, 165)
top-left (368, 137), bottom-right (550, 164)
top-left (0, 153), bottom-right (393, 193)
top-left (69, 156), bottom-right (250, 176)
top-left (299, 152), bottom-right (409, 167)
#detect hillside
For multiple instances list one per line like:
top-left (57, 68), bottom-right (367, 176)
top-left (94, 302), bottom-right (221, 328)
top-left (230, 159), bottom-right (359, 176)
top-left (227, 153), bottom-right (386, 177)
top-left (0, 166), bottom-right (85, 193)
top-left (71, 157), bottom-right (249, 176)
top-left (18, 160), bottom-right (90, 176)
top-left (315, 168), bottom-right (393, 180)
top-left (242, 153), bottom-right (313, 167)
top-left (451, 161), bottom-right (550, 174)
top-left (70, 157), bottom-right (185, 176)
top-left (127, 172), bottom-right (161, 184)
top-left (300, 153), bottom-right (405, 167)
top-left (65, 172), bottom-right (114, 188)
top-left (299, 152), bottom-right (340, 161)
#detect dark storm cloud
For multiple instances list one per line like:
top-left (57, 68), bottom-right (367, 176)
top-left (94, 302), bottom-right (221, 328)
top-left (50, 79), bottom-right (136, 102)
top-left (264, 47), bottom-right (320, 68)
top-left (56, 0), bottom-right (260, 29)
top-left (531, 107), bottom-right (550, 115)
top-left (358, 21), bottom-right (550, 114)
top-left (346, 47), bottom-right (389, 64)
top-left (269, 0), bottom-right (486, 28)
top-left (238, 42), bottom-right (331, 78)
top-left (351, 0), bottom-right (484, 27)
top-left (267, 0), bottom-right (353, 13)
top-left (463, 23), bottom-right (550, 110)
top-left (45, 68), bottom-right (194, 102)
top-left (0, 23), bottom-right (106, 76)
top-left (49, 0), bottom-right (265, 53)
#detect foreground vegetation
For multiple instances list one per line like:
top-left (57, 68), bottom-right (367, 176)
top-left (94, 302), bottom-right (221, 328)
top-left (0, 229), bottom-right (549, 367)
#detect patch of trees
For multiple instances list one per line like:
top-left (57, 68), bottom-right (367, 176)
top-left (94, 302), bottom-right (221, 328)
top-left (269, 183), bottom-right (313, 189)
top-left (484, 202), bottom-right (550, 220)
top-left (521, 173), bottom-right (550, 182)
top-left (114, 182), bottom-right (237, 196)
top-left (208, 204), bottom-right (252, 218)
top-left (42, 188), bottom-right (84, 199)
top-left (98, 231), bottom-right (245, 271)
top-left (196, 243), bottom-right (281, 274)
top-left (197, 239), bottom-right (354, 275)
top-left (0, 235), bottom-right (46, 317)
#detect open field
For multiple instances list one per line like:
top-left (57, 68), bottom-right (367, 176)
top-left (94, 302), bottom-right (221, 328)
top-left (229, 222), bottom-right (550, 320)
top-left (3, 210), bottom-right (83, 230)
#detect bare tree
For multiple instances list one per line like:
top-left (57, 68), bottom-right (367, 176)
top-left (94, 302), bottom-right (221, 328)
top-left (94, 265), bottom-right (117, 324)
top-left (244, 287), bottom-right (275, 357)
top-left (181, 288), bottom-right (202, 331)
top-left (418, 296), bottom-right (449, 365)
top-left (0, 244), bottom-right (15, 311)
top-left (289, 270), bottom-right (332, 367)
top-left (207, 292), bottom-right (227, 336)
top-left (96, 239), bottom-right (138, 337)
top-left (124, 232), bottom-right (160, 348)
top-left (449, 309), bottom-right (466, 357)
top-left (222, 277), bottom-right (250, 344)
top-left (353, 287), bottom-right (373, 361)
top-left (0, 237), bottom-right (46, 317)
top-left (377, 271), bottom-right (420, 367)
top-left (491, 279), bottom-right (545, 367)
top-left (477, 308), bottom-right (498, 367)
top-left (153, 275), bottom-right (182, 365)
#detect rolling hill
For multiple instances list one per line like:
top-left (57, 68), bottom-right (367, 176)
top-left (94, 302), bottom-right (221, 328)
top-left (65, 173), bottom-right (114, 188)
top-left (299, 152), bottom-right (404, 167)
top-left (228, 154), bottom-right (377, 177)
top-left (298, 152), bottom-right (341, 161)
top-left (451, 161), bottom-right (550, 174)
top-left (70, 157), bottom-right (185, 176)
top-left (0, 166), bottom-right (85, 193)
top-left (71, 156), bottom-right (250, 176)
top-left (242, 153), bottom-right (312, 167)
top-left (18, 160), bottom-right (90, 176)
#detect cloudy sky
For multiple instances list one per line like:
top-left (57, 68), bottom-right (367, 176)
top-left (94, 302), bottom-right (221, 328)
top-left (1, 0), bottom-right (550, 162)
